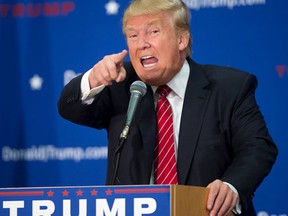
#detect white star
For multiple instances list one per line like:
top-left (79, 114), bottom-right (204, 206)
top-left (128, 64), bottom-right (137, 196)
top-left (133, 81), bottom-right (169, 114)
top-left (29, 74), bottom-right (43, 90)
top-left (105, 0), bottom-right (120, 15)
top-left (64, 69), bottom-right (82, 86)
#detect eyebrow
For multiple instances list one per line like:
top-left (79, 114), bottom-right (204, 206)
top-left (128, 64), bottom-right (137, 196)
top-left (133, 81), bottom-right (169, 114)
top-left (125, 19), bottom-right (161, 32)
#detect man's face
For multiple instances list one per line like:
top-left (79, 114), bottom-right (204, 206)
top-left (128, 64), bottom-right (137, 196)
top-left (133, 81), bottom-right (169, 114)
top-left (124, 12), bottom-right (189, 86)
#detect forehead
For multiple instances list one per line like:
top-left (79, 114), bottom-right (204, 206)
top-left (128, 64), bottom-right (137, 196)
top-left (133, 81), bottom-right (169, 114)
top-left (124, 12), bottom-right (173, 32)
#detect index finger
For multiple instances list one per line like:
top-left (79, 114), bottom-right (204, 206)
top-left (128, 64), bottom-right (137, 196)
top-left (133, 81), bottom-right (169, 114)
top-left (112, 49), bottom-right (128, 64)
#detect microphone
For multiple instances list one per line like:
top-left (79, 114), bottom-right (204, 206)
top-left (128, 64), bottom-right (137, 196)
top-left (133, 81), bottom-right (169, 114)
top-left (112, 80), bottom-right (147, 184)
top-left (120, 80), bottom-right (147, 140)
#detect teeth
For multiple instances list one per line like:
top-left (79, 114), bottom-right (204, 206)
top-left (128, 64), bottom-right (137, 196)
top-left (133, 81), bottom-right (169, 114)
top-left (141, 56), bottom-right (153, 59)
top-left (140, 55), bottom-right (157, 68)
top-left (143, 63), bottom-right (157, 68)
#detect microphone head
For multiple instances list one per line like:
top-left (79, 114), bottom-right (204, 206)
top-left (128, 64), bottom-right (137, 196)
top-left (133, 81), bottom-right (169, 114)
top-left (130, 80), bottom-right (147, 96)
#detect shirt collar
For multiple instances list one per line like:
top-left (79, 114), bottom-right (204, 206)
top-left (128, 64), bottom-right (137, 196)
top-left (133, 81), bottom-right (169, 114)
top-left (151, 59), bottom-right (190, 99)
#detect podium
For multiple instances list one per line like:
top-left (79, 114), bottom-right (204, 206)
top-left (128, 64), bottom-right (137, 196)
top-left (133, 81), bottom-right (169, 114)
top-left (0, 185), bottom-right (233, 215)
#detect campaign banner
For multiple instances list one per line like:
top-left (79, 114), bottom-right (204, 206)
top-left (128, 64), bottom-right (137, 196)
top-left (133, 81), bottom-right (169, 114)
top-left (0, 185), bottom-right (171, 216)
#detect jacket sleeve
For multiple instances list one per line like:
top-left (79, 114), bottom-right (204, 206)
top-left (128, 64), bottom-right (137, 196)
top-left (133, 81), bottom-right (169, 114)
top-left (57, 74), bottom-right (111, 129)
top-left (221, 74), bottom-right (278, 211)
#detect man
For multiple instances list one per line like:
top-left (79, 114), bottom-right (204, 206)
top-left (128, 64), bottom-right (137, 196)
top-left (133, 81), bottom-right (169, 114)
top-left (58, 0), bottom-right (278, 215)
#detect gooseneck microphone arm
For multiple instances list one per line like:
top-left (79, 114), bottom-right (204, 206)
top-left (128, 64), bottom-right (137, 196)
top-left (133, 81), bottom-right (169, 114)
top-left (111, 136), bottom-right (126, 185)
top-left (111, 81), bottom-right (147, 185)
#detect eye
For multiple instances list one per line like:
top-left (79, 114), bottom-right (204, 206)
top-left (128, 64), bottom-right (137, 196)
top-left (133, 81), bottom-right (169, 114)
top-left (128, 33), bottom-right (138, 40)
top-left (149, 28), bottom-right (160, 36)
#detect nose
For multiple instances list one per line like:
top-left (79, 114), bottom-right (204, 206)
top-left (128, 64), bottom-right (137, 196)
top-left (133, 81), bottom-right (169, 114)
top-left (137, 35), bottom-right (150, 50)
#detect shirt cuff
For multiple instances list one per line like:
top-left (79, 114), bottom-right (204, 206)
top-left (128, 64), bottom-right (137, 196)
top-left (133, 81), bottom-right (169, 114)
top-left (80, 69), bottom-right (105, 105)
top-left (223, 182), bottom-right (242, 215)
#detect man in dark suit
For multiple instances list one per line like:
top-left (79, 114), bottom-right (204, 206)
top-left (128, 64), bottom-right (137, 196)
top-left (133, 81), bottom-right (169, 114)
top-left (58, 0), bottom-right (278, 215)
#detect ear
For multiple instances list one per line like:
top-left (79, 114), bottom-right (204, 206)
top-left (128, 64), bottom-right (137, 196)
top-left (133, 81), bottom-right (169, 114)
top-left (178, 31), bottom-right (190, 51)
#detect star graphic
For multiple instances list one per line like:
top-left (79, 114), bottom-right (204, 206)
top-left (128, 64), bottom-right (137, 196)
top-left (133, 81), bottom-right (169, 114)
top-left (105, 188), bottom-right (113, 196)
top-left (62, 190), bottom-right (69, 197)
top-left (64, 69), bottom-right (82, 86)
top-left (47, 190), bottom-right (54, 197)
top-left (90, 189), bottom-right (98, 196)
top-left (105, 0), bottom-right (120, 15)
top-left (76, 189), bottom-right (83, 196)
top-left (29, 74), bottom-right (43, 90)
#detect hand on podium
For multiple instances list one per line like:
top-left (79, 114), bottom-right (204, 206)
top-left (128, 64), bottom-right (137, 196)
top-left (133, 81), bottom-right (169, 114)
top-left (207, 179), bottom-right (239, 216)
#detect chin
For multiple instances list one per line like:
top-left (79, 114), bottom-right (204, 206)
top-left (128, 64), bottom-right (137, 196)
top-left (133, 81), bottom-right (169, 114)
top-left (136, 68), bottom-right (165, 86)
top-left (139, 77), bottom-right (163, 86)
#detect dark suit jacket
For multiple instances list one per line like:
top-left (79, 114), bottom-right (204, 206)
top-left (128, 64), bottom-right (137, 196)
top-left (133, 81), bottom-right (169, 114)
top-left (58, 58), bottom-right (278, 215)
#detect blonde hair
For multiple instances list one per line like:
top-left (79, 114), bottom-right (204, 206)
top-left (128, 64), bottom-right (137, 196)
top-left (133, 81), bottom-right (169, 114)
top-left (122, 0), bottom-right (192, 57)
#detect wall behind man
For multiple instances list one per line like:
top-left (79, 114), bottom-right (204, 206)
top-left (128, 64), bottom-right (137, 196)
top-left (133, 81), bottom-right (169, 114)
top-left (0, 1), bottom-right (287, 215)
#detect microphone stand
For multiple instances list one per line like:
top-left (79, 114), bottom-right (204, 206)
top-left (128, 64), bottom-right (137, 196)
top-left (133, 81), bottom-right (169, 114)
top-left (111, 125), bottom-right (129, 185)
top-left (110, 80), bottom-right (147, 185)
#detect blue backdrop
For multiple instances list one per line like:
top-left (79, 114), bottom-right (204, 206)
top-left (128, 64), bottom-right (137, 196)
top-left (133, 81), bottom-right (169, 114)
top-left (1, 0), bottom-right (287, 215)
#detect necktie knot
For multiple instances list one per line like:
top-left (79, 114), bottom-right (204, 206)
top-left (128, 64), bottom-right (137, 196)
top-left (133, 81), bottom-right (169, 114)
top-left (157, 85), bottom-right (171, 98)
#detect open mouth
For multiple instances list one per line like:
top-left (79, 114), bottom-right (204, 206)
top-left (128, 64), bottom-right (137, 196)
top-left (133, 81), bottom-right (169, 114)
top-left (140, 56), bottom-right (158, 68)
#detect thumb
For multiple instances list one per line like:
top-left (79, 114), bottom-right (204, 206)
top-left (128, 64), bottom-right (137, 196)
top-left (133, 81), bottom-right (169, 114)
top-left (207, 180), bottom-right (220, 210)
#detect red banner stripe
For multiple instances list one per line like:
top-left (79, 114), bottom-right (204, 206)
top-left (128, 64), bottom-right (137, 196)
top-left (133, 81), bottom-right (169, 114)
top-left (0, 191), bottom-right (44, 196)
top-left (114, 188), bottom-right (170, 194)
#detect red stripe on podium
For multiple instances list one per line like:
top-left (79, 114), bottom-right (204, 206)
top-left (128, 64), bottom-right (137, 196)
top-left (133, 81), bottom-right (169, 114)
top-left (114, 188), bottom-right (170, 194)
top-left (0, 191), bottom-right (44, 196)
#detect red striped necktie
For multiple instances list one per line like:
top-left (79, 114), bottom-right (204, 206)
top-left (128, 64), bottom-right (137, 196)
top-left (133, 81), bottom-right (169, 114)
top-left (154, 85), bottom-right (178, 185)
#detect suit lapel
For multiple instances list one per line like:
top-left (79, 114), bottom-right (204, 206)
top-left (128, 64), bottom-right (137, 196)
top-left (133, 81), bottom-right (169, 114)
top-left (177, 59), bottom-right (211, 184)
